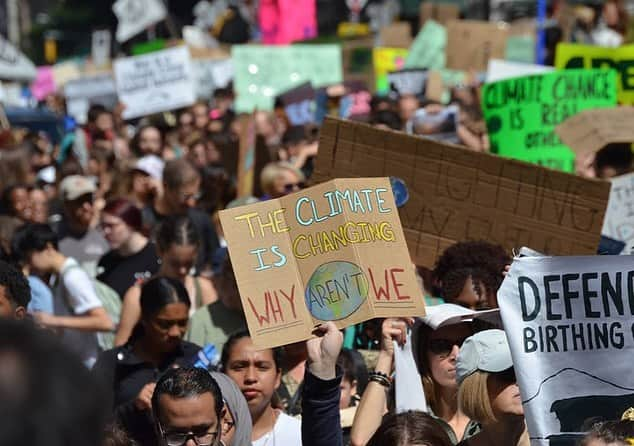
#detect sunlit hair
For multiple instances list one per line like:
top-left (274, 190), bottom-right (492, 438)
top-left (259, 161), bottom-right (305, 197)
top-left (458, 370), bottom-right (496, 425)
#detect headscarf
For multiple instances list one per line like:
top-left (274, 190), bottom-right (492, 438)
top-left (210, 372), bottom-right (252, 446)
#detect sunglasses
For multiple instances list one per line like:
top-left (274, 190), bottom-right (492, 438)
top-left (494, 367), bottom-right (516, 384)
top-left (283, 182), bottom-right (306, 193)
top-left (428, 338), bottom-right (467, 357)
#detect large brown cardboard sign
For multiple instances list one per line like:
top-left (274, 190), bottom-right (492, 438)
top-left (379, 22), bottom-right (413, 48)
top-left (555, 107), bottom-right (634, 154)
top-left (220, 177), bottom-right (426, 349)
top-left (313, 118), bottom-right (611, 268)
top-left (420, 3), bottom-right (460, 27)
top-left (445, 20), bottom-right (509, 71)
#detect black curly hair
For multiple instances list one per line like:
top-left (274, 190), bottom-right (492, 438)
top-left (433, 240), bottom-right (510, 307)
top-left (0, 259), bottom-right (30, 308)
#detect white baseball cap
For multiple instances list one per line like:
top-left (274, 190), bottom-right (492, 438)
top-left (133, 155), bottom-right (164, 181)
top-left (456, 329), bottom-right (513, 384)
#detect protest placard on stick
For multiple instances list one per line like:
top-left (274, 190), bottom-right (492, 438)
top-left (313, 118), bottom-right (611, 268)
top-left (498, 256), bottom-right (634, 445)
top-left (220, 177), bottom-right (426, 349)
top-left (445, 20), bottom-right (508, 71)
top-left (482, 69), bottom-right (618, 172)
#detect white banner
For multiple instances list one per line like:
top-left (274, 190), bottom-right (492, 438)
top-left (602, 173), bottom-right (634, 255)
top-left (0, 34), bottom-right (37, 82)
top-left (499, 256), bottom-right (634, 446)
top-left (486, 59), bottom-right (554, 83)
top-left (112, 0), bottom-right (167, 43)
top-left (114, 46), bottom-right (195, 120)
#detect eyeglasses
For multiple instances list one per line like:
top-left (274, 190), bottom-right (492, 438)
top-left (283, 182), bottom-right (306, 193)
top-left (428, 338), bottom-right (467, 357)
top-left (158, 420), bottom-right (219, 446)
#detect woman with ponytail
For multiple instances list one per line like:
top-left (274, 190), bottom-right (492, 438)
top-left (93, 276), bottom-right (200, 446)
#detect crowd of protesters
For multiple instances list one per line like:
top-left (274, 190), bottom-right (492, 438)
top-left (2, 0), bottom-right (634, 444)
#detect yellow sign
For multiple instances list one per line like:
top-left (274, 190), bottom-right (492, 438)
top-left (337, 22), bottom-right (370, 38)
top-left (373, 47), bottom-right (408, 93)
top-left (555, 43), bottom-right (634, 104)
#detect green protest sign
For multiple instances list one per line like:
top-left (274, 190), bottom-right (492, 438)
top-left (404, 19), bottom-right (446, 70)
top-left (482, 69), bottom-right (617, 172)
top-left (232, 44), bottom-right (342, 112)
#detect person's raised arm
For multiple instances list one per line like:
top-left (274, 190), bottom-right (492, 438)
top-left (350, 318), bottom-right (413, 446)
top-left (114, 285), bottom-right (141, 346)
top-left (302, 322), bottom-right (344, 446)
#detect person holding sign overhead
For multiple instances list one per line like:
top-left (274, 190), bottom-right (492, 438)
top-left (351, 306), bottom-right (480, 446)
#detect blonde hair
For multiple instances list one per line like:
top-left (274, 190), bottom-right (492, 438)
top-left (458, 371), bottom-right (497, 425)
top-left (259, 161), bottom-right (305, 197)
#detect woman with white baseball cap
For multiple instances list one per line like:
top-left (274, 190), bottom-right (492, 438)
top-left (456, 329), bottom-right (529, 446)
top-left (351, 304), bottom-right (491, 445)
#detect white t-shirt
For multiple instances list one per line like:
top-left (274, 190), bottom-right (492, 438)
top-left (53, 258), bottom-right (103, 367)
top-left (252, 412), bottom-right (302, 446)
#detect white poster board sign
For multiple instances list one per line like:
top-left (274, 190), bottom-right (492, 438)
top-left (192, 58), bottom-right (234, 99)
top-left (112, 0), bottom-right (167, 43)
top-left (0, 34), bottom-right (37, 82)
top-left (486, 59), bottom-right (554, 83)
top-left (114, 46), bottom-right (195, 120)
top-left (499, 256), bottom-right (634, 446)
top-left (602, 173), bottom-right (634, 255)
top-left (92, 30), bottom-right (112, 68)
top-left (64, 75), bottom-right (118, 124)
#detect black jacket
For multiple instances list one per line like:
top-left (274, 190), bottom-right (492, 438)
top-left (301, 367), bottom-right (343, 446)
top-left (93, 340), bottom-right (201, 446)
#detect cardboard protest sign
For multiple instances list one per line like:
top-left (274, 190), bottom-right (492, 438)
top-left (379, 22), bottom-right (412, 48)
top-left (259, 0), bottom-right (317, 45)
top-left (486, 59), bottom-right (554, 83)
top-left (498, 256), bottom-right (634, 445)
top-left (313, 118), bottom-right (611, 268)
top-left (555, 107), bottom-right (634, 155)
top-left (404, 20), bottom-right (446, 70)
top-left (601, 173), bottom-right (634, 255)
top-left (114, 46), bottom-right (195, 120)
top-left (420, 3), bottom-right (459, 27)
top-left (555, 43), bottom-right (634, 104)
top-left (112, 0), bottom-right (167, 43)
top-left (445, 20), bottom-right (509, 72)
top-left (482, 69), bottom-right (618, 172)
top-left (220, 177), bottom-right (426, 348)
top-left (373, 48), bottom-right (408, 93)
top-left (232, 45), bottom-right (342, 112)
